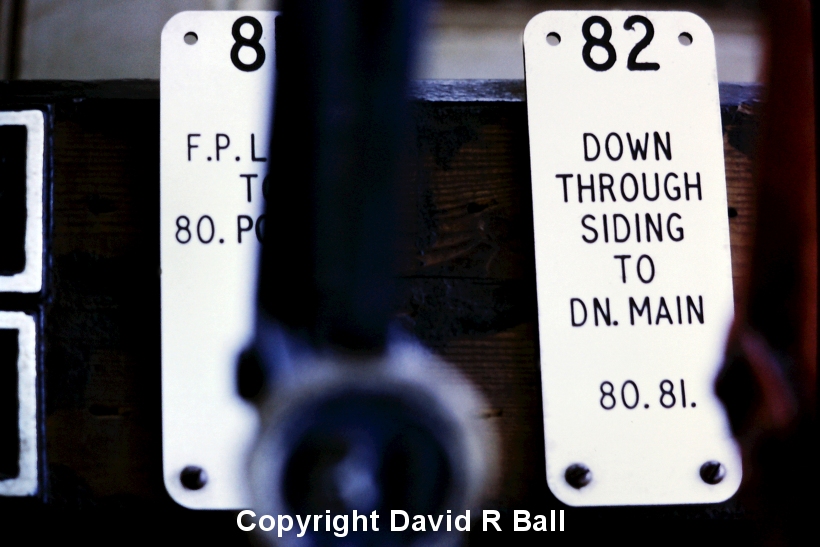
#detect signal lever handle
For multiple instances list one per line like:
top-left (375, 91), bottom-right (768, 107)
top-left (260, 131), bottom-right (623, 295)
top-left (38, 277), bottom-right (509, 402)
top-left (241, 2), bottom-right (497, 545)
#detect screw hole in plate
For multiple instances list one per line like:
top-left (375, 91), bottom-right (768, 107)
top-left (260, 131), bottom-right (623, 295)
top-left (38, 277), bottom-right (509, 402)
top-left (565, 463), bottom-right (592, 489)
top-left (184, 32), bottom-right (198, 45)
top-left (180, 465), bottom-right (208, 490)
top-left (678, 32), bottom-right (693, 46)
top-left (546, 32), bottom-right (561, 46)
top-left (699, 461), bottom-right (725, 485)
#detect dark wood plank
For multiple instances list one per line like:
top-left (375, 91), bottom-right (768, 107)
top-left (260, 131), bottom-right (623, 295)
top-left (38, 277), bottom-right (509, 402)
top-left (0, 81), bottom-right (761, 540)
top-left (399, 84), bottom-right (761, 511)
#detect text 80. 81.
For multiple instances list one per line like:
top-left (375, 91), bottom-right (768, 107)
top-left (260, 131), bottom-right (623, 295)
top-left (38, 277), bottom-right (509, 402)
top-left (599, 379), bottom-right (694, 410)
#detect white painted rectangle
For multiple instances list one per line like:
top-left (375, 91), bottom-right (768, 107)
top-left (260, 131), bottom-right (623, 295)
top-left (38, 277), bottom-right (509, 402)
top-left (0, 312), bottom-right (38, 497)
top-left (0, 110), bottom-right (44, 294)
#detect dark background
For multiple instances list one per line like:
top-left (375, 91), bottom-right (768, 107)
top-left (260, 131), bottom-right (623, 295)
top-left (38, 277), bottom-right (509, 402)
top-left (0, 79), bottom-right (766, 544)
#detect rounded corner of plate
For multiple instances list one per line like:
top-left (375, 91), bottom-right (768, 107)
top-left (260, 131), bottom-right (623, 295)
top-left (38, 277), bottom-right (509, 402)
top-left (704, 486), bottom-right (741, 507)
top-left (162, 11), bottom-right (197, 38)
top-left (163, 471), bottom-right (198, 509)
top-left (675, 11), bottom-right (715, 43)
top-left (523, 11), bottom-right (550, 40)
top-left (545, 475), bottom-right (584, 507)
top-left (718, 470), bottom-right (744, 503)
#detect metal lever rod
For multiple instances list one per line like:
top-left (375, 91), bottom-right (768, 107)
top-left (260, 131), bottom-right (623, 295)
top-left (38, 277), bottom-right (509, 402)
top-left (258, 0), bottom-right (425, 352)
top-left (245, 4), bottom-right (495, 546)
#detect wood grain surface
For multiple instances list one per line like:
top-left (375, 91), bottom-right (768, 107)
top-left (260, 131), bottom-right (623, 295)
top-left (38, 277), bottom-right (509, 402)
top-left (399, 85), bottom-right (760, 515)
top-left (0, 80), bottom-right (761, 542)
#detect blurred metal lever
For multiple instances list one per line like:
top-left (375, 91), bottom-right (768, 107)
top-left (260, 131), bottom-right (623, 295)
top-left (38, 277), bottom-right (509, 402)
top-left (242, 2), bottom-right (496, 545)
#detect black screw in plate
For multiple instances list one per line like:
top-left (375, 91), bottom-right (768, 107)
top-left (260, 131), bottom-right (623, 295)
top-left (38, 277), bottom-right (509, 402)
top-left (699, 461), bottom-right (726, 485)
top-left (180, 466), bottom-right (208, 490)
top-left (565, 463), bottom-right (592, 489)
